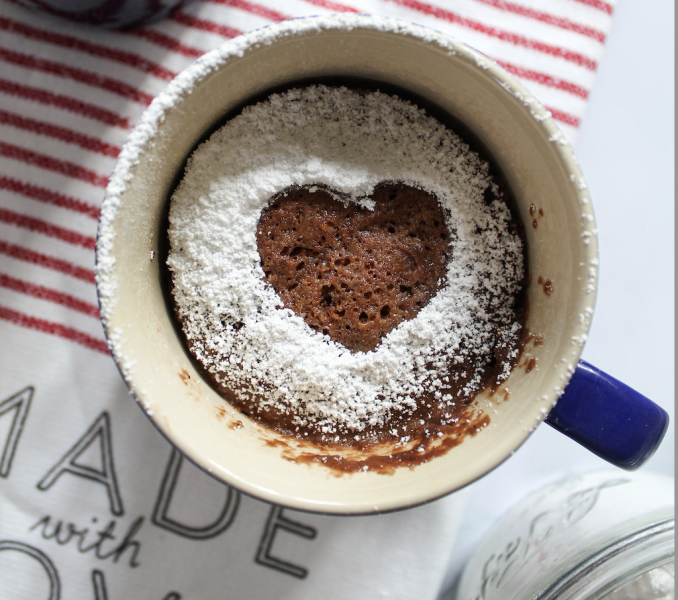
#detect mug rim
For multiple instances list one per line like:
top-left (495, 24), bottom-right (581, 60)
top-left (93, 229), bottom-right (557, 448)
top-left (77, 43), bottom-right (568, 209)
top-left (96, 14), bottom-right (599, 514)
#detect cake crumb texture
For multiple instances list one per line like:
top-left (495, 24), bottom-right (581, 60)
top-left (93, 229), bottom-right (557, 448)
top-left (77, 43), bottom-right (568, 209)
top-left (257, 183), bottom-right (450, 352)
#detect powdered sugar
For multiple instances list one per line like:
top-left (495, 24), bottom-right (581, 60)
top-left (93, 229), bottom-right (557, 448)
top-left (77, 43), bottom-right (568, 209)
top-left (168, 85), bottom-right (524, 434)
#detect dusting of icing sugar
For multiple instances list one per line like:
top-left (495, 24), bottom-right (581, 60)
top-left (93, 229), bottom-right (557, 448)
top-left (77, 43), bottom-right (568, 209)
top-left (168, 86), bottom-right (524, 435)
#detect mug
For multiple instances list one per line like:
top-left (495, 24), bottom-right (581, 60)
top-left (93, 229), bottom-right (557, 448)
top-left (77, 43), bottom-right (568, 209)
top-left (13, 0), bottom-right (197, 29)
top-left (95, 15), bottom-right (668, 514)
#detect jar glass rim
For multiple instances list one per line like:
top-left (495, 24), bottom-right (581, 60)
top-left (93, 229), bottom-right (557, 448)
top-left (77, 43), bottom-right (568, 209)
top-left (537, 514), bottom-right (674, 600)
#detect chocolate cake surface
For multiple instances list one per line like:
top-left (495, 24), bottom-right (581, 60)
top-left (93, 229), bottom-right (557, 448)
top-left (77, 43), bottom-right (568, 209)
top-left (167, 85), bottom-right (526, 459)
top-left (257, 183), bottom-right (450, 352)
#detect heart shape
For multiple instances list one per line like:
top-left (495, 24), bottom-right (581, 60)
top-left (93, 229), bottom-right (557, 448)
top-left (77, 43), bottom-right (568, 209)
top-left (256, 183), bottom-right (450, 352)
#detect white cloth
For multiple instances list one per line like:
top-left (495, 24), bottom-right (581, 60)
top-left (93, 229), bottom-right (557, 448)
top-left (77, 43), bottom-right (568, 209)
top-left (1, 319), bottom-right (466, 598)
top-left (0, 0), bottom-right (615, 598)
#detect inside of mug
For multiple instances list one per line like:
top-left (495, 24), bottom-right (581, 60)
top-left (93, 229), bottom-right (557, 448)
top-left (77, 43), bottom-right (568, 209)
top-left (104, 22), bottom-right (597, 513)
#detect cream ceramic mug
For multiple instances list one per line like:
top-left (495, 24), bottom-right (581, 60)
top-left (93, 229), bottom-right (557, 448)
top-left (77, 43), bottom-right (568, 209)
top-left (96, 15), bottom-right (666, 514)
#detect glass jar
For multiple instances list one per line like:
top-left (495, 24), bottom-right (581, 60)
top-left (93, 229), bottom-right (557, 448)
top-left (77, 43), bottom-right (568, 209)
top-left (456, 470), bottom-right (674, 600)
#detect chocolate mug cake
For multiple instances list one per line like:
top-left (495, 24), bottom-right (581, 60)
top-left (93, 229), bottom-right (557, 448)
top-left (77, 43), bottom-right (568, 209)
top-left (167, 85), bottom-right (527, 466)
top-left (97, 15), bottom-right (600, 509)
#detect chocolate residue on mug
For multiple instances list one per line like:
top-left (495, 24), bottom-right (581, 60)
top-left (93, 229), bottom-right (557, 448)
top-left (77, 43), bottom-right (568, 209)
top-left (264, 408), bottom-right (491, 475)
top-left (525, 330), bottom-right (545, 347)
top-left (529, 204), bottom-right (544, 229)
top-left (537, 276), bottom-right (554, 297)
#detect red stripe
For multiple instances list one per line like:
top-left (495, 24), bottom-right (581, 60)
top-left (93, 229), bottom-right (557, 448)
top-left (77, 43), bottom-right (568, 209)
top-left (301, 0), bottom-right (360, 12)
top-left (545, 105), bottom-right (580, 128)
top-left (568, 0), bottom-right (613, 16)
top-left (0, 273), bottom-right (99, 318)
top-left (387, 0), bottom-right (598, 70)
top-left (129, 28), bottom-right (204, 58)
top-left (0, 78), bottom-right (130, 129)
top-left (0, 110), bottom-right (120, 158)
top-left (0, 176), bottom-right (100, 220)
top-left (0, 304), bottom-right (109, 354)
top-left (0, 240), bottom-right (95, 283)
top-left (0, 46), bottom-right (155, 105)
top-left (170, 11), bottom-right (242, 39)
top-left (207, 0), bottom-right (289, 22)
top-left (0, 208), bottom-right (96, 250)
top-left (0, 17), bottom-right (176, 81)
top-left (473, 0), bottom-right (605, 43)
top-left (0, 141), bottom-right (108, 188)
top-left (495, 60), bottom-right (589, 99)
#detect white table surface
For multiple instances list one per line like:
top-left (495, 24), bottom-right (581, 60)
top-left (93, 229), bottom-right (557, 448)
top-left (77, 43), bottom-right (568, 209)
top-left (439, 0), bottom-right (675, 596)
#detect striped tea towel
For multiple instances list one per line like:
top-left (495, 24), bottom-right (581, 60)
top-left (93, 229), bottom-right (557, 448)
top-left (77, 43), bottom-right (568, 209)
top-left (0, 1), bottom-right (615, 598)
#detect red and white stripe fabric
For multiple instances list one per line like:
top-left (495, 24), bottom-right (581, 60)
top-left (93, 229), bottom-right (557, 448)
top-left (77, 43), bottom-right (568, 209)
top-left (0, 0), bottom-right (615, 355)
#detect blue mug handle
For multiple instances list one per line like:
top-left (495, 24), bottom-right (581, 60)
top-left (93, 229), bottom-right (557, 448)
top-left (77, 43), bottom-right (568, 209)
top-left (545, 360), bottom-right (669, 470)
